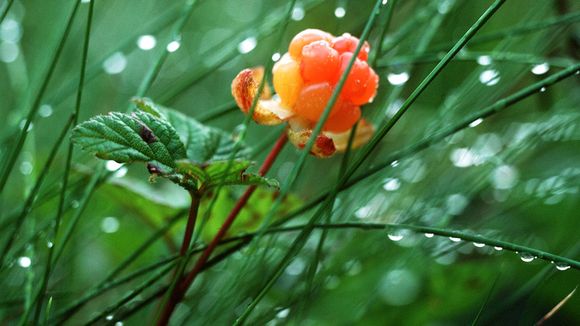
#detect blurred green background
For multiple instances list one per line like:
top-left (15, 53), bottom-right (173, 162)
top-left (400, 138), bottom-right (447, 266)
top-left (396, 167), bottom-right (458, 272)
top-left (0, 0), bottom-right (579, 325)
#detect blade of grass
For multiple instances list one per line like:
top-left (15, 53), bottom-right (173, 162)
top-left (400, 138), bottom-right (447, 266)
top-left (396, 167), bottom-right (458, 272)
top-left (27, 1), bottom-right (96, 323)
top-left (0, 0), bottom-right (14, 24)
top-left (0, 1), bottom-right (81, 192)
top-left (534, 287), bottom-right (577, 325)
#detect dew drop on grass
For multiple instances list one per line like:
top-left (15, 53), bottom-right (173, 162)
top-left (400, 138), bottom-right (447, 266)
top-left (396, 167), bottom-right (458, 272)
top-left (0, 41), bottom-right (19, 63)
top-left (238, 37), bottom-right (257, 54)
top-left (334, 7), bottom-right (346, 18)
top-left (18, 256), bottom-right (31, 268)
top-left (47, 241), bottom-right (54, 248)
top-left (106, 315), bottom-right (114, 321)
top-left (103, 52), bottom-right (127, 74)
top-left (387, 232), bottom-right (404, 242)
top-left (531, 63), bottom-right (549, 75)
top-left (378, 269), bottom-right (420, 306)
top-left (555, 263), bottom-right (571, 271)
top-left (115, 322), bottom-right (123, 326)
top-left (1, 18), bottom-right (22, 43)
top-left (390, 160), bottom-right (399, 167)
top-left (449, 237), bottom-right (461, 242)
top-left (540, 87), bottom-right (546, 92)
top-left (271, 52), bottom-right (281, 62)
top-left (387, 72), bottom-right (410, 86)
top-left (476, 55), bottom-right (492, 66)
top-left (382, 178), bottom-right (401, 191)
top-left (101, 217), bottom-right (120, 234)
top-left (276, 308), bottom-right (290, 319)
top-left (450, 148), bottom-right (480, 168)
top-left (473, 242), bottom-right (485, 248)
top-left (519, 252), bottom-right (535, 263)
top-left (166, 40), bottom-right (181, 53)
top-left (39, 104), bottom-right (53, 117)
top-left (493, 246), bottom-right (503, 251)
top-left (355, 206), bottom-right (371, 219)
top-left (291, 6), bottom-right (305, 21)
top-left (106, 160), bottom-right (123, 171)
top-left (469, 118), bottom-right (483, 127)
top-left (285, 258), bottom-right (305, 276)
top-left (137, 35), bottom-right (156, 51)
top-left (492, 165), bottom-right (518, 189)
top-left (19, 161), bottom-right (33, 175)
top-left (479, 69), bottom-right (500, 86)
top-left (325, 275), bottom-right (340, 289)
top-left (446, 193), bottom-right (468, 215)
top-left (424, 233), bottom-right (434, 238)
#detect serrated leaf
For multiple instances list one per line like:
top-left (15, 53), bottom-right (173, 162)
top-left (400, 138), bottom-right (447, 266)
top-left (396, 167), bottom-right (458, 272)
top-left (72, 111), bottom-right (187, 168)
top-left (134, 98), bottom-right (249, 163)
top-left (175, 159), bottom-right (279, 190)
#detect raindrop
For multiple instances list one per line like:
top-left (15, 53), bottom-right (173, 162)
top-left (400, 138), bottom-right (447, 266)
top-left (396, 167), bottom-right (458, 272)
top-left (555, 263), bottom-right (570, 271)
top-left (382, 178), bottom-right (401, 191)
top-left (385, 99), bottom-right (403, 118)
top-left (47, 241), bottom-right (54, 248)
top-left (390, 160), bottom-right (399, 167)
top-left (81, 0), bottom-right (91, 3)
top-left (519, 252), bottom-right (535, 263)
top-left (271, 52), bottom-right (281, 62)
top-left (437, 0), bottom-right (454, 14)
top-left (387, 72), bottom-right (410, 86)
top-left (166, 40), bottom-right (181, 53)
top-left (479, 69), bottom-right (500, 86)
top-left (114, 167), bottom-right (128, 178)
top-left (105, 160), bottom-right (123, 171)
top-left (334, 7), bottom-right (346, 18)
top-left (101, 217), bottom-right (120, 234)
top-left (137, 35), bottom-right (156, 51)
top-left (18, 256), bottom-right (31, 268)
top-left (450, 148), bottom-right (480, 168)
top-left (445, 193), bottom-right (468, 215)
top-left (382, 0), bottom-right (388, 4)
top-left (1, 18), bottom-right (22, 43)
top-left (491, 165), bottom-right (518, 190)
top-left (540, 87), bottom-right (546, 92)
top-left (424, 233), bottom-right (434, 238)
top-left (473, 242), bottom-right (485, 248)
top-left (291, 6), bottom-right (305, 21)
top-left (493, 246), bottom-right (503, 251)
top-left (449, 237), bottom-right (462, 242)
top-left (401, 159), bottom-right (426, 183)
top-left (469, 118), bottom-right (483, 128)
top-left (387, 232), bottom-right (404, 242)
top-left (19, 161), bottom-right (33, 175)
top-left (106, 315), bottom-right (114, 321)
top-left (238, 37), bottom-right (257, 54)
top-left (19, 120), bottom-right (33, 132)
top-left (476, 55), bottom-right (492, 66)
top-left (103, 52), bottom-right (127, 74)
top-left (114, 322), bottom-right (123, 326)
top-left (39, 104), bottom-right (53, 117)
top-left (276, 308), bottom-right (290, 319)
top-left (531, 63), bottom-right (549, 75)
top-left (0, 41), bottom-right (19, 63)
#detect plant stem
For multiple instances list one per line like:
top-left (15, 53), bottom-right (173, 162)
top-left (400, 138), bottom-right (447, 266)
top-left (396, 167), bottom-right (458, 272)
top-left (180, 193), bottom-right (201, 257)
top-left (156, 131), bottom-right (287, 325)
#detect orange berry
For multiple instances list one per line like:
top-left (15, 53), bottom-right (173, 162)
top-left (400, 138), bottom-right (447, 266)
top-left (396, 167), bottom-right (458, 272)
top-left (289, 29), bottom-right (334, 59)
top-left (273, 54), bottom-right (303, 108)
top-left (357, 69), bottom-right (379, 105)
top-left (337, 53), bottom-right (370, 103)
top-left (323, 102), bottom-right (361, 133)
top-left (331, 33), bottom-right (370, 61)
top-left (293, 82), bottom-right (341, 122)
top-left (300, 40), bottom-right (340, 84)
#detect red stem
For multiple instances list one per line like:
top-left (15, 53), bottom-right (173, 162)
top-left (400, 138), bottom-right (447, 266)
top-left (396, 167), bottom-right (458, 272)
top-left (179, 192), bottom-right (200, 257)
top-left (156, 132), bottom-right (288, 325)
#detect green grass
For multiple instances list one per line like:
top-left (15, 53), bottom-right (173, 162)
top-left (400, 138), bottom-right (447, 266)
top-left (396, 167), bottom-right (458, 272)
top-left (0, 0), bottom-right (579, 325)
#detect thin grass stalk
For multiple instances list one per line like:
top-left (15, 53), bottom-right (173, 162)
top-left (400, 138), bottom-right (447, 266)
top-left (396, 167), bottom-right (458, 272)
top-left (0, 0), bottom-right (14, 24)
top-left (0, 1), bottom-right (81, 192)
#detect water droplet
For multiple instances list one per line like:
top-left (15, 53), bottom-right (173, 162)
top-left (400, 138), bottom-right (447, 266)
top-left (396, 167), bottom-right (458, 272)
top-left (519, 252), bottom-right (535, 263)
top-left (114, 322), bottom-right (123, 326)
top-left (469, 118), bottom-right (483, 128)
top-left (479, 69), bottom-right (500, 86)
top-left (137, 35), bottom-right (156, 51)
top-left (19, 120), bottom-right (33, 132)
top-left (285, 258), bottom-right (305, 276)
top-left (540, 87), bottom-right (546, 92)
top-left (387, 232), bottom-right (404, 242)
top-left (449, 237), bottom-right (461, 242)
top-left (355, 206), bottom-right (371, 219)
top-left (382, 0), bottom-right (389, 5)
top-left (437, 0), bottom-right (454, 14)
top-left (271, 52), bottom-right (281, 62)
top-left (378, 269), bottom-right (420, 306)
top-left (387, 72), bottom-right (410, 86)
top-left (1, 18), bottom-right (22, 43)
top-left (450, 148), bottom-right (481, 168)
top-left (71, 200), bottom-right (80, 208)
top-left (385, 99), bottom-right (403, 118)
top-left (103, 52), bottom-right (127, 74)
top-left (39, 104), bottom-right (53, 117)
top-left (101, 217), bottom-right (120, 234)
top-left (166, 40), bottom-right (181, 53)
top-left (47, 241), bottom-right (54, 248)
top-left (390, 160), bottom-right (399, 167)
top-left (531, 63), bottom-right (549, 75)
top-left (106, 315), bottom-right (114, 321)
top-left (476, 55), bottom-right (492, 66)
top-left (493, 246), bottom-right (503, 251)
top-left (276, 308), bottom-right (290, 319)
top-left (291, 6), bottom-right (305, 21)
top-left (424, 233), bottom-right (434, 238)
top-left (81, 0), bottom-right (91, 3)
top-left (446, 193), bottom-right (468, 215)
top-left (114, 167), bottom-right (128, 178)
top-left (334, 7), bottom-right (346, 18)
top-left (383, 178), bottom-right (401, 191)
top-left (555, 263), bottom-right (570, 271)
top-left (492, 165), bottom-right (518, 190)
top-left (19, 161), bottom-right (33, 175)
top-left (105, 160), bottom-right (123, 171)
top-left (473, 242), bottom-right (485, 248)
top-left (18, 256), bottom-right (31, 268)
top-left (238, 37), bottom-right (257, 54)
top-left (325, 275), bottom-right (340, 289)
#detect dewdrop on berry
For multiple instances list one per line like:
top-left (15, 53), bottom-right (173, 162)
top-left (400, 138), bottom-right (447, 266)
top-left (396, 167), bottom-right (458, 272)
top-left (232, 29), bottom-right (379, 158)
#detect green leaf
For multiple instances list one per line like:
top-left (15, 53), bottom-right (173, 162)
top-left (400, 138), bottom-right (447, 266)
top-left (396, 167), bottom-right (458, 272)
top-left (175, 159), bottom-right (279, 190)
top-left (72, 111), bottom-right (187, 168)
top-left (134, 97), bottom-right (248, 163)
